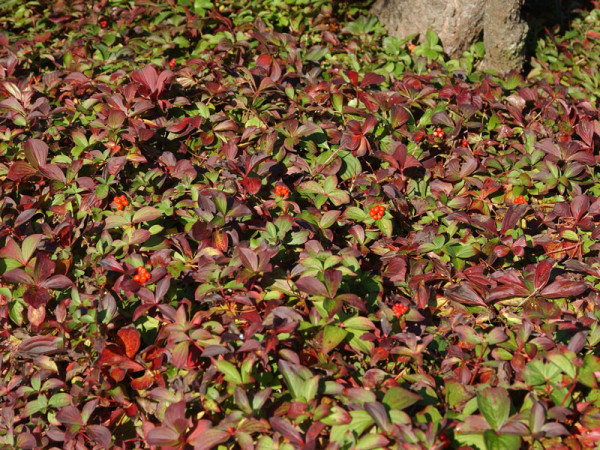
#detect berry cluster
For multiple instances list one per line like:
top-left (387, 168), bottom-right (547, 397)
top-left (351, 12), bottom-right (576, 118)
top-left (133, 266), bottom-right (150, 284)
top-left (393, 303), bottom-right (409, 318)
top-left (274, 185), bottom-right (290, 198)
top-left (99, 19), bottom-right (107, 28)
top-left (434, 127), bottom-right (444, 139)
top-left (369, 205), bottom-right (385, 220)
top-left (513, 195), bottom-right (527, 205)
top-left (168, 58), bottom-right (176, 70)
top-left (114, 194), bottom-right (128, 210)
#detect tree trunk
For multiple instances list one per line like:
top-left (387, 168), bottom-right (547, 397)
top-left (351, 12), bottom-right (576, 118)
top-left (370, 0), bottom-right (485, 58)
top-left (370, 0), bottom-right (531, 73)
top-left (481, 0), bottom-right (529, 73)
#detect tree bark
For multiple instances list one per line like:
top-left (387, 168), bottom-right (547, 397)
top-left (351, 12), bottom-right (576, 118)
top-left (481, 0), bottom-right (529, 73)
top-left (370, 0), bottom-right (531, 73)
top-left (370, 0), bottom-right (485, 58)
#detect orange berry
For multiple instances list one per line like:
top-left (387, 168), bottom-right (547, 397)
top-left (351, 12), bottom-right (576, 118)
top-left (133, 274), bottom-right (141, 282)
top-left (116, 204), bottom-right (123, 210)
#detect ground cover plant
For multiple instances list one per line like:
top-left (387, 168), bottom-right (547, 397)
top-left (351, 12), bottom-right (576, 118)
top-left (2, 0), bottom-right (600, 448)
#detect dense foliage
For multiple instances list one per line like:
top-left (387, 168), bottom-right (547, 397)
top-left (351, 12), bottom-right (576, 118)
top-left (2, 0), bottom-right (600, 448)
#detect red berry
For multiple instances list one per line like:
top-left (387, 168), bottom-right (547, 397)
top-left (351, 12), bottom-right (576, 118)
top-left (462, 138), bottom-right (468, 147)
top-left (137, 266), bottom-right (147, 274)
top-left (168, 58), bottom-right (176, 70)
top-left (513, 195), bottom-right (527, 205)
top-left (116, 204), bottom-right (123, 210)
top-left (133, 274), bottom-right (141, 282)
top-left (100, 20), bottom-right (107, 28)
top-left (408, 43), bottom-right (416, 51)
top-left (393, 303), bottom-right (408, 318)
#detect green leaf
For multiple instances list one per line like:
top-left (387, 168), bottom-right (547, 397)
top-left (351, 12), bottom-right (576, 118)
top-left (322, 325), bottom-right (348, 354)
top-left (278, 360), bottom-right (304, 400)
top-left (477, 387), bottom-right (510, 431)
top-left (95, 184), bottom-right (109, 200)
top-left (342, 317), bottom-right (375, 331)
top-left (105, 214), bottom-right (129, 229)
top-left (132, 206), bottom-right (162, 223)
top-left (346, 207), bottom-right (368, 221)
top-left (21, 234), bottom-right (43, 264)
top-left (483, 430), bottom-right (521, 450)
top-left (49, 393), bottom-right (72, 408)
top-left (522, 360), bottom-right (562, 386)
top-left (305, 45), bottom-right (329, 61)
top-left (377, 218), bottom-right (393, 238)
top-left (339, 151), bottom-right (362, 180)
top-left (382, 387), bottom-right (421, 410)
top-left (216, 361), bottom-right (243, 385)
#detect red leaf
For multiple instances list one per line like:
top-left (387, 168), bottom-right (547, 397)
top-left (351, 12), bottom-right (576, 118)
top-left (269, 417), bottom-right (303, 446)
top-left (3, 268), bottom-right (35, 285)
top-left (39, 164), bottom-right (66, 183)
top-left (445, 284), bottom-right (487, 307)
top-left (39, 275), bottom-right (73, 289)
top-left (241, 176), bottom-right (261, 195)
top-left (540, 279), bottom-right (588, 298)
top-left (100, 256), bottom-right (124, 273)
top-left (362, 115), bottom-right (377, 133)
top-left (56, 406), bottom-right (84, 425)
top-left (86, 425), bottom-right (112, 448)
top-left (7, 161), bottom-right (37, 181)
top-left (18, 335), bottom-right (62, 357)
top-left (130, 371), bottom-right (155, 390)
top-left (146, 427), bottom-right (181, 447)
top-left (295, 276), bottom-right (329, 297)
top-left (500, 204), bottom-right (527, 235)
top-left (390, 104), bottom-right (410, 128)
top-left (27, 305), bottom-right (46, 329)
top-left (534, 259), bottom-right (554, 290)
top-left (24, 138), bottom-right (48, 169)
top-left (346, 70), bottom-right (359, 87)
top-left (23, 286), bottom-right (50, 308)
top-left (571, 195), bottom-right (590, 222)
top-left (117, 328), bottom-right (141, 359)
top-left (360, 72), bottom-right (385, 87)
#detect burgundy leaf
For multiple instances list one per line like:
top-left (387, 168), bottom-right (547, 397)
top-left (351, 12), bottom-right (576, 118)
top-left (540, 279), bottom-right (588, 298)
top-left (445, 284), bottom-right (487, 307)
top-left (146, 427), bottom-right (181, 446)
top-left (39, 164), bottom-right (66, 183)
top-left (18, 335), bottom-right (62, 357)
top-left (364, 401), bottom-right (390, 432)
top-left (269, 417), bottom-right (303, 446)
top-left (238, 248), bottom-right (259, 272)
top-left (534, 259), bottom-right (554, 290)
top-left (56, 406), bottom-right (84, 425)
top-left (7, 161), bottom-right (37, 181)
top-left (390, 104), bottom-right (410, 128)
top-left (86, 425), bottom-right (111, 448)
top-left (295, 277), bottom-right (329, 297)
top-left (3, 268), bottom-right (35, 285)
top-left (193, 429), bottom-right (230, 450)
top-left (23, 138), bottom-right (48, 169)
top-left (571, 195), bottom-right (589, 222)
top-left (500, 204), bottom-right (528, 235)
top-left (39, 275), bottom-right (73, 289)
top-left (360, 72), bottom-right (385, 87)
